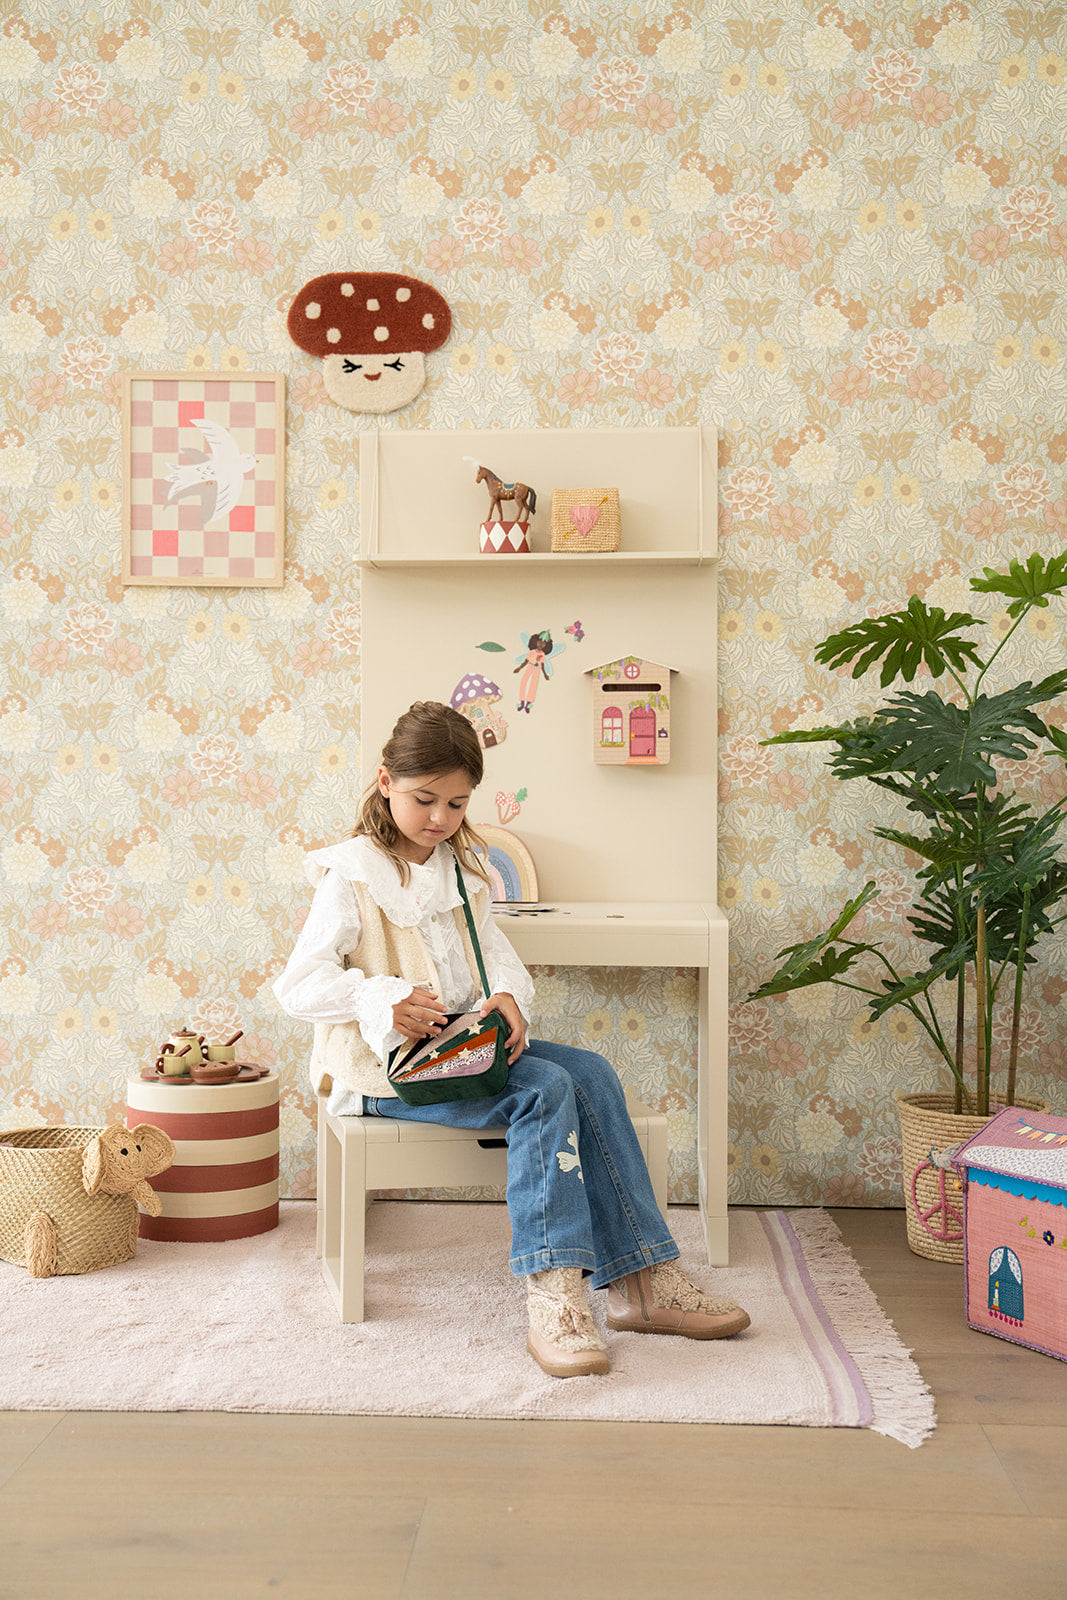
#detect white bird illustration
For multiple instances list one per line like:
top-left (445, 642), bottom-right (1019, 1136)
top-left (555, 1131), bottom-right (583, 1181)
top-left (165, 418), bottom-right (256, 528)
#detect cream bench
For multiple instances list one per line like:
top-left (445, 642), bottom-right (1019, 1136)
top-left (315, 1091), bottom-right (669, 1323)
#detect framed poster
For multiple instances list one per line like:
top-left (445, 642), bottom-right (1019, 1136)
top-left (122, 372), bottom-right (285, 586)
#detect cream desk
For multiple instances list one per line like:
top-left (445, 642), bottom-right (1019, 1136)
top-left (492, 901), bottom-right (730, 1264)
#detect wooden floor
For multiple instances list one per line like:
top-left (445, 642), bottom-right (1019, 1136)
top-left (3, 1208), bottom-right (1067, 1599)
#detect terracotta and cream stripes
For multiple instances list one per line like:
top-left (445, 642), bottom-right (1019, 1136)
top-left (126, 1072), bottom-right (280, 1242)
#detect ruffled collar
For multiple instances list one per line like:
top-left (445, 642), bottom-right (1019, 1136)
top-left (304, 836), bottom-right (486, 929)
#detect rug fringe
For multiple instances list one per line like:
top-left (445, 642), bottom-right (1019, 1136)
top-left (784, 1209), bottom-right (937, 1449)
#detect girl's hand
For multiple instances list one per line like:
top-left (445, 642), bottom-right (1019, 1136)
top-left (392, 987), bottom-right (447, 1041)
top-left (481, 992), bottom-right (527, 1065)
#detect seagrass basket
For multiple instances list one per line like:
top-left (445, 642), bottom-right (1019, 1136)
top-left (896, 1092), bottom-right (1050, 1263)
top-left (0, 1127), bottom-right (140, 1276)
top-left (550, 487), bottom-right (621, 552)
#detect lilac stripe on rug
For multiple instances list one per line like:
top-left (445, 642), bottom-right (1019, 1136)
top-left (759, 1210), bottom-right (873, 1431)
top-left (0, 1203), bottom-right (935, 1447)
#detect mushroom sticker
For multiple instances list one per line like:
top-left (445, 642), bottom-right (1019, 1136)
top-left (287, 271), bottom-right (452, 414)
top-left (450, 672), bottom-right (508, 750)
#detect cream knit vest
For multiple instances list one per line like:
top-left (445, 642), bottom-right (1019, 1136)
top-left (308, 880), bottom-right (485, 1099)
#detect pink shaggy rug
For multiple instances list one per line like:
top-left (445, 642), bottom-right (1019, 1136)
top-left (0, 1202), bottom-right (934, 1448)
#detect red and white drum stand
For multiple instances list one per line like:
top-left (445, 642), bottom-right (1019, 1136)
top-left (125, 1071), bottom-right (279, 1242)
top-left (479, 520), bottom-right (530, 554)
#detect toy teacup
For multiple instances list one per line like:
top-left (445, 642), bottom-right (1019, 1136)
top-left (155, 1045), bottom-right (191, 1078)
top-left (205, 1029), bottom-right (244, 1063)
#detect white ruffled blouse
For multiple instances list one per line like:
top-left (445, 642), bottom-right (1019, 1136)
top-left (272, 836), bottom-right (534, 1077)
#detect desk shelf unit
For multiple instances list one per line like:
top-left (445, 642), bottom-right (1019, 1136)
top-left (358, 425), bottom-right (729, 1261)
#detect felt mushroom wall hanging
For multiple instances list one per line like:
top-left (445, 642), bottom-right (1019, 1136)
top-left (287, 271), bottom-right (452, 414)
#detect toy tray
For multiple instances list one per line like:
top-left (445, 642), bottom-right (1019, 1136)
top-left (139, 1062), bottom-right (268, 1084)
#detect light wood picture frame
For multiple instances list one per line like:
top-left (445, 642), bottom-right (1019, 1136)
top-left (121, 371), bottom-right (285, 587)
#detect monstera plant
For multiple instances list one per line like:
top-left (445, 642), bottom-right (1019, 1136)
top-left (749, 551), bottom-right (1067, 1120)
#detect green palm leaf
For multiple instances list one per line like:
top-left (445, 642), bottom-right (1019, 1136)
top-left (907, 886), bottom-right (974, 964)
top-left (813, 597), bottom-right (985, 686)
top-left (867, 944), bottom-right (971, 1019)
top-left (970, 552), bottom-right (1067, 618)
top-left (974, 812), bottom-right (1067, 900)
top-left (864, 684), bottom-right (1062, 791)
top-left (762, 724), bottom-right (853, 747)
top-left (874, 796), bottom-right (1037, 883)
top-left (745, 546), bottom-right (1067, 1104)
top-left (748, 942), bottom-right (881, 1000)
top-left (746, 882), bottom-right (880, 1000)
top-left (872, 827), bottom-right (971, 872)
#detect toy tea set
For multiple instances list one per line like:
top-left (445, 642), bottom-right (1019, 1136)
top-left (144, 1028), bottom-right (268, 1085)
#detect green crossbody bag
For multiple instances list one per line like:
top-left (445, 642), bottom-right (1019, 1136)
top-left (385, 856), bottom-right (511, 1106)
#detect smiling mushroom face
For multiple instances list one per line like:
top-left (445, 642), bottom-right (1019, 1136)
top-left (287, 272), bottom-right (452, 414)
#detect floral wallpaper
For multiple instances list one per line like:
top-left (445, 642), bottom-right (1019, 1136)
top-left (0, 1), bottom-right (1064, 1207)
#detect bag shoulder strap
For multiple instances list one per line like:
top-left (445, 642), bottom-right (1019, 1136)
top-left (452, 854), bottom-right (491, 996)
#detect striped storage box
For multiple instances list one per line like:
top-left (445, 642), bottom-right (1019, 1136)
top-left (125, 1072), bottom-right (279, 1242)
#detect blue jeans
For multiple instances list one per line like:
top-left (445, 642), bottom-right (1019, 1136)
top-left (364, 1040), bottom-right (679, 1287)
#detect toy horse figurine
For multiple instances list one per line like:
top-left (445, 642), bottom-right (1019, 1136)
top-left (465, 460), bottom-right (538, 523)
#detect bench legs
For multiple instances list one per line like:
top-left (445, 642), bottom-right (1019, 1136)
top-left (317, 1103), bottom-right (369, 1322)
top-left (315, 1095), bottom-right (671, 1324)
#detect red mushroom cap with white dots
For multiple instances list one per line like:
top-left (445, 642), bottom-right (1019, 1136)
top-left (287, 272), bottom-right (451, 358)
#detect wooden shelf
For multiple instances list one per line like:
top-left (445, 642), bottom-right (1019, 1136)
top-left (359, 424), bottom-right (717, 567)
top-left (357, 550), bottom-right (712, 569)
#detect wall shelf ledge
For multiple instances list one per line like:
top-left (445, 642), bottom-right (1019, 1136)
top-left (356, 550), bottom-right (713, 569)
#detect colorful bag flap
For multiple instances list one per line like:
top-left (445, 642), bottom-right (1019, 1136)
top-left (388, 1009), bottom-right (505, 1086)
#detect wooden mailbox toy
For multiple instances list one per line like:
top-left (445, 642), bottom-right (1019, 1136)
top-left (586, 656), bottom-right (675, 765)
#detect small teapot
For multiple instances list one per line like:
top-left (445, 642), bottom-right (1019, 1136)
top-left (164, 1028), bottom-right (206, 1068)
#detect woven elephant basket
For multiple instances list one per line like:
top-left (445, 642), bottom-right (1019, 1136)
top-left (0, 1124), bottom-right (174, 1277)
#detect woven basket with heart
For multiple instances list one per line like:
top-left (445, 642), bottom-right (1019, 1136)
top-left (550, 488), bottom-right (621, 552)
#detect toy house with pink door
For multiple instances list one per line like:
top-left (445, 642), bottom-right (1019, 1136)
top-left (954, 1107), bottom-right (1067, 1362)
top-left (586, 656), bottom-right (675, 765)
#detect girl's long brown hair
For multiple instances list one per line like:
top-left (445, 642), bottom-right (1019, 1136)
top-left (354, 701), bottom-right (490, 887)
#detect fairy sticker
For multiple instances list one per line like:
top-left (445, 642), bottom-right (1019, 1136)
top-left (514, 629), bottom-right (565, 713)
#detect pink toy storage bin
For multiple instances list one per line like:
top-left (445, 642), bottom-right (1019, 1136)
top-left (955, 1106), bottom-right (1067, 1362)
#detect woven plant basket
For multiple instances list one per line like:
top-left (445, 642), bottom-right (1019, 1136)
top-left (0, 1127), bottom-right (140, 1276)
top-left (897, 1092), bottom-right (1050, 1263)
top-left (550, 488), bottom-right (621, 552)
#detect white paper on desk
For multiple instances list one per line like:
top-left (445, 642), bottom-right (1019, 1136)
top-left (496, 904), bottom-right (563, 914)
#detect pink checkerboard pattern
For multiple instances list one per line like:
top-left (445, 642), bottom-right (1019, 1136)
top-left (127, 378), bottom-right (280, 583)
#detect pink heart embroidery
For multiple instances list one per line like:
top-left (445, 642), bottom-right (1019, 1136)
top-left (569, 503), bottom-right (603, 538)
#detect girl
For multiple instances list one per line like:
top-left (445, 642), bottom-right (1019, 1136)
top-left (274, 701), bottom-right (749, 1377)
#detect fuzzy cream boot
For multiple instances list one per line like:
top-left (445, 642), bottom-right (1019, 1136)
top-left (606, 1259), bottom-right (750, 1340)
top-left (526, 1266), bottom-right (609, 1378)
